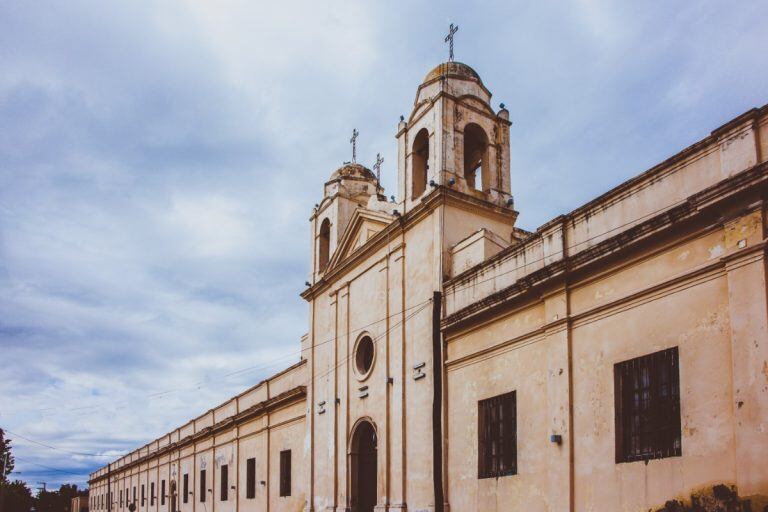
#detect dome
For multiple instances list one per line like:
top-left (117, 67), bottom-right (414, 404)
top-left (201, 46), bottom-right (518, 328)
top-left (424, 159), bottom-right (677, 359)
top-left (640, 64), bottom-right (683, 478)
top-left (328, 162), bottom-right (377, 182)
top-left (423, 61), bottom-right (481, 84)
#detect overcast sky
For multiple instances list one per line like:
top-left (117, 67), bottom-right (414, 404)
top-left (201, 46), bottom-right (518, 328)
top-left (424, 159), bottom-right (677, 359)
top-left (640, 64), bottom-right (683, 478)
top-left (1, 0), bottom-right (767, 490)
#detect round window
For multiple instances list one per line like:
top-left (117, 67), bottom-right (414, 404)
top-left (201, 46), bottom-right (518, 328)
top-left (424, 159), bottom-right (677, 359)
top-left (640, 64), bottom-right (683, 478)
top-left (355, 335), bottom-right (375, 377)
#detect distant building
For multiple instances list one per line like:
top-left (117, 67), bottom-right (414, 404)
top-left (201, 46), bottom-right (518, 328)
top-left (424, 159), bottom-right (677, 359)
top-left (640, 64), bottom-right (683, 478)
top-left (89, 61), bottom-right (768, 511)
top-left (72, 495), bottom-right (89, 512)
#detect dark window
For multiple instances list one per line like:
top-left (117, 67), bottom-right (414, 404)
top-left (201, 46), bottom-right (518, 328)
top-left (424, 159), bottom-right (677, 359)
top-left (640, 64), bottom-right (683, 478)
top-left (141, 484), bottom-right (145, 506)
top-left (279, 450), bottom-right (291, 497)
top-left (318, 218), bottom-right (331, 272)
top-left (615, 346), bottom-right (681, 463)
top-left (161, 481), bottom-right (165, 506)
top-left (220, 465), bottom-right (228, 501)
top-left (126, 488), bottom-right (129, 507)
top-left (182, 474), bottom-right (188, 504)
top-left (151, 482), bottom-right (155, 506)
top-left (120, 489), bottom-right (123, 507)
top-left (199, 469), bottom-right (206, 502)
top-left (246, 458), bottom-right (256, 499)
top-left (133, 487), bottom-right (136, 505)
top-left (478, 390), bottom-right (517, 479)
top-left (412, 128), bottom-right (429, 199)
top-left (355, 336), bottom-right (374, 375)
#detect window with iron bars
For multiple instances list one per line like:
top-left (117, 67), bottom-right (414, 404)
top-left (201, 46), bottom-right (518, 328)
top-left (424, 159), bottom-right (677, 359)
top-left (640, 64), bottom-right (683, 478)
top-left (478, 390), bottom-right (517, 479)
top-left (614, 346), bottom-right (682, 463)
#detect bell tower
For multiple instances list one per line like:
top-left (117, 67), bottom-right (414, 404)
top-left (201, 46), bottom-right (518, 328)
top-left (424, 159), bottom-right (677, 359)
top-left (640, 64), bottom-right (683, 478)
top-left (395, 61), bottom-right (513, 213)
top-left (309, 162), bottom-right (380, 282)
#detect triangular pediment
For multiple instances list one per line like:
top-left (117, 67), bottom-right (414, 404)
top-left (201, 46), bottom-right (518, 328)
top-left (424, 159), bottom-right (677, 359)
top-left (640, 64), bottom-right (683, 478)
top-left (325, 208), bottom-right (394, 271)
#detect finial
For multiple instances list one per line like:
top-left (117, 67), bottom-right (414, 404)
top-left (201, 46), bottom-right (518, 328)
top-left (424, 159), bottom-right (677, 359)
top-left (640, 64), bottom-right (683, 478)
top-left (500, 102), bottom-right (505, 109)
top-left (444, 23), bottom-right (459, 62)
top-left (350, 129), bottom-right (359, 163)
top-left (373, 153), bottom-right (384, 186)
top-left (399, 115), bottom-right (404, 122)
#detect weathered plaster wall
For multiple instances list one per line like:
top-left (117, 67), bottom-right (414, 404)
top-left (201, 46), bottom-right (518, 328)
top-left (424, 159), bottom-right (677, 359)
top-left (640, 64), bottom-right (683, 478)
top-left (443, 204), bottom-right (768, 511)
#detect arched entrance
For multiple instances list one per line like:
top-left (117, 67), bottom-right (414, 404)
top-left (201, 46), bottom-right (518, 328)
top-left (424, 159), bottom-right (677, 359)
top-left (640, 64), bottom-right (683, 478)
top-left (350, 419), bottom-right (377, 512)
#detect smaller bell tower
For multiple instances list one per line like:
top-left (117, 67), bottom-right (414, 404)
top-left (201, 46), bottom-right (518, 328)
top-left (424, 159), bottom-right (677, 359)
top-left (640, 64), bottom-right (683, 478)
top-left (395, 61), bottom-right (513, 213)
top-left (309, 162), bottom-right (379, 282)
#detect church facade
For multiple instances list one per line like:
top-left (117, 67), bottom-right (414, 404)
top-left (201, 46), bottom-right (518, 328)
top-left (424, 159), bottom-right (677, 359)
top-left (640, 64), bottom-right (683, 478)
top-left (89, 61), bottom-right (768, 511)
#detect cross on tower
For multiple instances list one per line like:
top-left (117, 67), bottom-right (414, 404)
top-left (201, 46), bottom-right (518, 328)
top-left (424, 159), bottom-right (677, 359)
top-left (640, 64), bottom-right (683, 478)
top-left (373, 153), bottom-right (384, 185)
top-left (350, 129), bottom-right (359, 163)
top-left (445, 23), bottom-right (459, 62)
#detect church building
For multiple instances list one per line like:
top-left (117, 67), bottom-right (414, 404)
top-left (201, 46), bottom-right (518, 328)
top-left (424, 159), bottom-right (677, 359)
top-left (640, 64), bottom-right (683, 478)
top-left (89, 58), bottom-right (768, 511)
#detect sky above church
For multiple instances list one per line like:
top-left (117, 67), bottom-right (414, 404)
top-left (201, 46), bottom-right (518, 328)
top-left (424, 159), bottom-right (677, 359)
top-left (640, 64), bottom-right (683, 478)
top-left (1, 0), bottom-right (767, 490)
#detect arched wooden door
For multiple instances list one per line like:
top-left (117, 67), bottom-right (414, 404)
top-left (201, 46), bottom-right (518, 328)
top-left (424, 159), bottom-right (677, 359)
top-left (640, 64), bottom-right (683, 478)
top-left (350, 420), bottom-right (377, 512)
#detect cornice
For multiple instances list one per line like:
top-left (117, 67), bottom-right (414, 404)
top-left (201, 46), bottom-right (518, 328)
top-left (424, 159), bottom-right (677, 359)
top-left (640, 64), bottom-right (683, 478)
top-left (300, 187), bottom-right (517, 301)
top-left (442, 160), bottom-right (767, 330)
top-left (88, 385), bottom-right (307, 484)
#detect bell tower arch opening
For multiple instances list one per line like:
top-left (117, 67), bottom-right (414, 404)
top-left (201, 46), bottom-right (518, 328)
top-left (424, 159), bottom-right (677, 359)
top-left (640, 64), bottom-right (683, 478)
top-left (463, 123), bottom-right (488, 192)
top-left (411, 128), bottom-right (430, 200)
top-left (318, 218), bottom-right (331, 272)
top-left (349, 419), bottom-right (377, 512)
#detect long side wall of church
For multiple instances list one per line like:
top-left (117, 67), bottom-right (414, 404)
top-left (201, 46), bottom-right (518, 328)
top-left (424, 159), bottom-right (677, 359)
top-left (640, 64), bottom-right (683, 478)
top-left (89, 362), bottom-right (309, 512)
top-left (444, 200), bottom-right (768, 510)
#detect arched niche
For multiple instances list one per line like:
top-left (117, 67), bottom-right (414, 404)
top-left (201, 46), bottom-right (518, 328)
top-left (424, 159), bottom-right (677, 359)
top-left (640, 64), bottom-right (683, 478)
top-left (411, 128), bottom-right (429, 200)
top-left (318, 218), bottom-right (331, 272)
top-left (463, 123), bottom-right (489, 192)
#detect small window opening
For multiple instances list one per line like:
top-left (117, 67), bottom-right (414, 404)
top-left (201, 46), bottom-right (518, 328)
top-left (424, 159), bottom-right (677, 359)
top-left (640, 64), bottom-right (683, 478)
top-left (246, 458), bottom-right (256, 499)
top-left (279, 450), bottom-right (291, 497)
top-left (463, 123), bottom-right (488, 192)
top-left (182, 474), bottom-right (188, 504)
top-left (220, 464), bottom-right (228, 501)
top-left (412, 128), bottom-right (429, 199)
top-left (199, 469), bottom-right (206, 503)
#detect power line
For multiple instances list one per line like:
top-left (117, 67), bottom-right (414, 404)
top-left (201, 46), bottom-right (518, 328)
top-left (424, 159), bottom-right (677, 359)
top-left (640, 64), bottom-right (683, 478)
top-left (12, 456), bottom-right (93, 477)
top-left (1, 429), bottom-right (122, 458)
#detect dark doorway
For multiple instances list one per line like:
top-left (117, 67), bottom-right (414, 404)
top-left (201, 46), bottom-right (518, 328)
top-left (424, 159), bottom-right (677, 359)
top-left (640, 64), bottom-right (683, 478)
top-left (169, 480), bottom-right (177, 512)
top-left (350, 420), bottom-right (377, 512)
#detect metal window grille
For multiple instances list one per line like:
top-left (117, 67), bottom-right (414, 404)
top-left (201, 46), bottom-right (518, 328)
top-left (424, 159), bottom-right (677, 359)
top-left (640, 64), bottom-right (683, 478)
top-left (478, 390), bottom-right (517, 479)
top-left (160, 481), bottom-right (165, 506)
top-left (279, 450), bottom-right (291, 497)
top-left (182, 474), bottom-right (188, 504)
top-left (141, 485), bottom-right (145, 506)
top-left (150, 482), bottom-right (155, 506)
top-left (246, 458), bottom-right (256, 499)
top-left (199, 469), bottom-right (206, 503)
top-left (614, 346), bottom-right (682, 463)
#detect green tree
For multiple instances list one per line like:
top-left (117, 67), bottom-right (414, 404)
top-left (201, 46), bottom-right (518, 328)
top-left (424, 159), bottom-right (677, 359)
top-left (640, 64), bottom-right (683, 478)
top-left (2, 480), bottom-right (33, 512)
top-left (0, 430), bottom-right (15, 484)
top-left (36, 484), bottom-right (86, 512)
